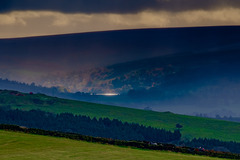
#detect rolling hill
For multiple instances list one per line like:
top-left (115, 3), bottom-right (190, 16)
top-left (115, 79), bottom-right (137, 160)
top-left (2, 26), bottom-right (239, 69)
top-left (0, 130), bottom-right (230, 160)
top-left (1, 89), bottom-right (240, 142)
top-left (51, 49), bottom-right (240, 116)
top-left (1, 26), bottom-right (240, 93)
top-left (1, 26), bottom-right (240, 116)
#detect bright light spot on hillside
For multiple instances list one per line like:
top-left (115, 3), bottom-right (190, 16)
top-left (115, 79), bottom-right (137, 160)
top-left (98, 93), bottom-right (119, 96)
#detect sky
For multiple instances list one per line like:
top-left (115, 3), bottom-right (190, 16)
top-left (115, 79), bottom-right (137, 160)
top-left (0, 0), bottom-right (240, 38)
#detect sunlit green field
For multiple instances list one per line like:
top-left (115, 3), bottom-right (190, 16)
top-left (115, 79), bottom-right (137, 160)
top-left (1, 90), bottom-right (240, 142)
top-left (0, 130), bottom-right (229, 160)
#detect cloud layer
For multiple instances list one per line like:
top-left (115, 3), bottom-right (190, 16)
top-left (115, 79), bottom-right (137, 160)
top-left (0, 1), bottom-right (240, 38)
top-left (1, 8), bottom-right (240, 38)
top-left (1, 0), bottom-right (240, 14)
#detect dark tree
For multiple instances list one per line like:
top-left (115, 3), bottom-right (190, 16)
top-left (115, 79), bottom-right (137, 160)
top-left (176, 123), bottom-right (183, 129)
top-left (0, 108), bottom-right (181, 143)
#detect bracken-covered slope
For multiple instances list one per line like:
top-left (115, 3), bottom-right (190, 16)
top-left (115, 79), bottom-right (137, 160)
top-left (0, 130), bottom-right (230, 160)
top-left (1, 89), bottom-right (240, 142)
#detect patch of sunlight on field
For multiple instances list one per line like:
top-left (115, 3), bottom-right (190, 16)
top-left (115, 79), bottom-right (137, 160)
top-left (0, 130), bottom-right (228, 160)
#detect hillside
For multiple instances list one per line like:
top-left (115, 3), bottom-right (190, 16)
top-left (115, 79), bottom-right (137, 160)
top-left (1, 26), bottom-right (240, 116)
top-left (0, 130), bottom-right (230, 160)
top-left (60, 49), bottom-right (240, 115)
top-left (1, 90), bottom-right (240, 142)
top-left (62, 49), bottom-right (240, 95)
top-left (1, 26), bottom-right (240, 93)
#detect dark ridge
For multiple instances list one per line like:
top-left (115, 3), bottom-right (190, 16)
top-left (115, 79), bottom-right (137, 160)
top-left (1, 26), bottom-right (240, 68)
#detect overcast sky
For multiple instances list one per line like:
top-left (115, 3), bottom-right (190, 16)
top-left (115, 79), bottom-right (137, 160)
top-left (0, 0), bottom-right (240, 38)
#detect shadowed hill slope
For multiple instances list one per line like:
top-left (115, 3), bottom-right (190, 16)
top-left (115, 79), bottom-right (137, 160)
top-left (1, 26), bottom-right (240, 71)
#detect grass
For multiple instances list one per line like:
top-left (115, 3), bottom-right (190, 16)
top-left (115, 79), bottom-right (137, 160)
top-left (1, 90), bottom-right (240, 142)
top-left (0, 130), bottom-right (229, 160)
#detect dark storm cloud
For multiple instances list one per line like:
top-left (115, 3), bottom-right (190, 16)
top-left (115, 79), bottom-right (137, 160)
top-left (0, 0), bottom-right (240, 14)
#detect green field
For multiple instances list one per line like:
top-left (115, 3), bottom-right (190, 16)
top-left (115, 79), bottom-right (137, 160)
top-left (1, 90), bottom-right (240, 142)
top-left (0, 130), bottom-right (229, 160)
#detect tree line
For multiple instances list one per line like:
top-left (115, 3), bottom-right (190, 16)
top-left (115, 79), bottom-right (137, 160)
top-left (1, 107), bottom-right (240, 154)
top-left (0, 108), bottom-right (181, 143)
top-left (0, 79), bottom-right (96, 101)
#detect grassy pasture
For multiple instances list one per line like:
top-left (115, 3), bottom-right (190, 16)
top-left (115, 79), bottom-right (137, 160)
top-left (0, 130), bottom-right (229, 160)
